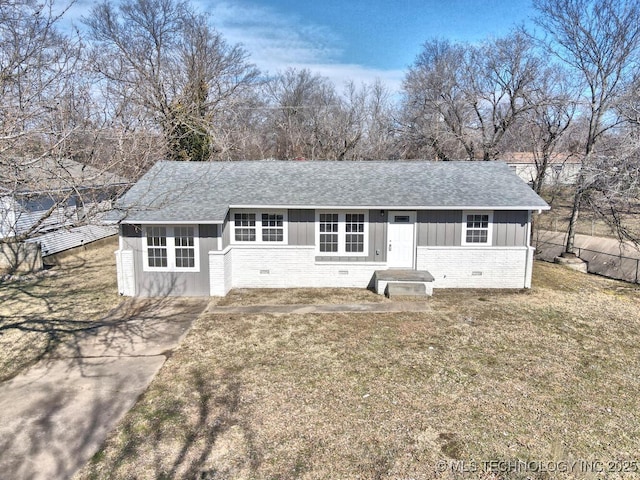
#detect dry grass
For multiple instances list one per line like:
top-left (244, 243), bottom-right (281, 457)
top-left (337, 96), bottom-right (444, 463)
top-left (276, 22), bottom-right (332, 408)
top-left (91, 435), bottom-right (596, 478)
top-left (0, 237), bottom-right (121, 381)
top-left (77, 262), bottom-right (640, 480)
top-left (218, 287), bottom-right (389, 306)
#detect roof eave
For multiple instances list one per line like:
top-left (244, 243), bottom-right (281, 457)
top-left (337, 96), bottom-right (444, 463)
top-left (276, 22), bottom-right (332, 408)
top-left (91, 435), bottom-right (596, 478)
top-left (229, 204), bottom-right (551, 211)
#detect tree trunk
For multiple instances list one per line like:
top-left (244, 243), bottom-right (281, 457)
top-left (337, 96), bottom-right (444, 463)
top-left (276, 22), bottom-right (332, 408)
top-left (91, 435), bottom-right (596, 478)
top-left (565, 185), bottom-right (582, 254)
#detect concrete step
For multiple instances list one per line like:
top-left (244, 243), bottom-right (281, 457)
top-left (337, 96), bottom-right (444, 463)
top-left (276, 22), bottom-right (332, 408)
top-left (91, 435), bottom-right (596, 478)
top-left (385, 282), bottom-right (428, 298)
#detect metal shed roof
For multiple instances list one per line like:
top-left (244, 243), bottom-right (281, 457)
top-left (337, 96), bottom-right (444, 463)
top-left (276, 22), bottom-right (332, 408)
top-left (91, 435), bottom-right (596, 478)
top-left (109, 160), bottom-right (550, 224)
top-left (25, 224), bottom-right (118, 257)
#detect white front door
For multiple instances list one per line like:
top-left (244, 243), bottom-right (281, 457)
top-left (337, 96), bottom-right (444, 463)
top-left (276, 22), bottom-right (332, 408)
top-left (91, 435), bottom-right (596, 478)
top-left (387, 211), bottom-right (416, 268)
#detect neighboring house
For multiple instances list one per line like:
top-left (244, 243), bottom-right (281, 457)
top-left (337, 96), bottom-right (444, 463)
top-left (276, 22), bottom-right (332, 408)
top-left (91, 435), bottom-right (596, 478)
top-left (109, 160), bottom-right (549, 297)
top-left (0, 158), bottom-right (130, 264)
top-left (505, 152), bottom-right (582, 186)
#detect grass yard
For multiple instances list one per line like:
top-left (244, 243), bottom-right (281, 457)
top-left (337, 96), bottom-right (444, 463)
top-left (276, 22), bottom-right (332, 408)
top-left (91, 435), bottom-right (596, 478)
top-left (76, 262), bottom-right (640, 480)
top-left (0, 237), bottom-right (121, 381)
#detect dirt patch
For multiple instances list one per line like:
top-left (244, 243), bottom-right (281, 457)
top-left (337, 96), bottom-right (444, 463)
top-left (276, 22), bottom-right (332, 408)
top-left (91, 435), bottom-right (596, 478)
top-left (217, 287), bottom-right (389, 306)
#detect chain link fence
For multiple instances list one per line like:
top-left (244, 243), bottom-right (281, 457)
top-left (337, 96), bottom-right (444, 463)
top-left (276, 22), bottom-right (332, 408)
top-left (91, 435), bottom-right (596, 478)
top-left (534, 236), bottom-right (640, 284)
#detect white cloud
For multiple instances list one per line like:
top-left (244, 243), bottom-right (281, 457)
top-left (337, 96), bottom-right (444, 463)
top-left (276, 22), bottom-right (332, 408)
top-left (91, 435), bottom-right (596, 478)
top-left (57, 0), bottom-right (404, 94)
top-left (201, 0), bottom-right (404, 94)
top-left (205, 1), bottom-right (341, 65)
top-left (291, 63), bottom-right (405, 95)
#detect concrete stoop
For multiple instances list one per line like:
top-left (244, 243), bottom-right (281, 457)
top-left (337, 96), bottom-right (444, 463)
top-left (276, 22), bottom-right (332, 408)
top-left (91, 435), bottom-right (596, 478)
top-left (374, 269), bottom-right (435, 297)
top-left (385, 282), bottom-right (428, 297)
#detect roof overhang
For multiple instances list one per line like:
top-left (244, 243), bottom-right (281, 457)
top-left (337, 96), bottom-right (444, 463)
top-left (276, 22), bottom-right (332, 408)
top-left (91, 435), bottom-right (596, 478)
top-left (229, 204), bottom-right (551, 211)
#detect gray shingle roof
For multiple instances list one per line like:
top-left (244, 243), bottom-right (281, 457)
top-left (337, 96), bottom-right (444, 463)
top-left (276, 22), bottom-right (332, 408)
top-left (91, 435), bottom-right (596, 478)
top-left (110, 160), bottom-right (549, 224)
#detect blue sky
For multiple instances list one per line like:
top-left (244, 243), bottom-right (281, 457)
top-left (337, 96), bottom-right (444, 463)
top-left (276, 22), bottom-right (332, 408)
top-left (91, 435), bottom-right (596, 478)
top-left (203, 0), bottom-right (536, 92)
top-left (65, 0), bottom-right (535, 93)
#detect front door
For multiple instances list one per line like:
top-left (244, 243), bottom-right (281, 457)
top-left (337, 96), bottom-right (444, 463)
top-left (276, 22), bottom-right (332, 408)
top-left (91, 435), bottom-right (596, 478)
top-left (387, 211), bottom-right (416, 268)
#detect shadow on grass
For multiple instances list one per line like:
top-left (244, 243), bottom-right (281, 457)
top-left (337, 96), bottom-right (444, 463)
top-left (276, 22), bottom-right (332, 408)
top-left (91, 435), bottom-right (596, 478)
top-left (0, 253), bottom-right (203, 381)
top-left (0, 263), bottom-right (211, 478)
top-left (83, 368), bottom-right (263, 480)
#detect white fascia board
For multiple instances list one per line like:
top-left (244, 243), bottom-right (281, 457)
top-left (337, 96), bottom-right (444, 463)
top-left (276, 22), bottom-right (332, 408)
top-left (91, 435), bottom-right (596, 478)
top-left (229, 204), bottom-right (551, 211)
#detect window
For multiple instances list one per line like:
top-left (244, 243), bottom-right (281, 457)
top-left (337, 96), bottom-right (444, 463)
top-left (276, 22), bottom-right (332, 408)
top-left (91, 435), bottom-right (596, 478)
top-left (143, 225), bottom-right (199, 271)
top-left (462, 212), bottom-right (492, 245)
top-left (146, 226), bottom-right (167, 267)
top-left (174, 226), bottom-right (195, 268)
top-left (316, 211), bottom-right (368, 256)
top-left (319, 213), bottom-right (339, 252)
top-left (231, 210), bottom-right (287, 244)
top-left (345, 213), bottom-right (365, 253)
top-left (261, 213), bottom-right (284, 242)
top-left (234, 213), bottom-right (256, 241)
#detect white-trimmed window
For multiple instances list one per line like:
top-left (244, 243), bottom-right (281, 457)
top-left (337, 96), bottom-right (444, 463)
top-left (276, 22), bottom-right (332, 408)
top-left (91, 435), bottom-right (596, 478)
top-left (316, 211), bottom-right (368, 256)
top-left (261, 213), bottom-right (284, 242)
top-left (462, 212), bottom-right (492, 245)
top-left (345, 213), bottom-right (365, 253)
top-left (319, 213), bottom-right (339, 252)
top-left (234, 213), bottom-right (256, 241)
top-left (174, 226), bottom-right (196, 268)
top-left (231, 210), bottom-right (287, 244)
top-left (143, 225), bottom-right (199, 271)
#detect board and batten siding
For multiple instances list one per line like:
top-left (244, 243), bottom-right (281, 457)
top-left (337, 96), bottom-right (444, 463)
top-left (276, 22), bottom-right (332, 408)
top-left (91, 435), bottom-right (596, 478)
top-left (120, 223), bottom-right (218, 296)
top-left (416, 211), bottom-right (462, 247)
top-left (492, 211), bottom-right (528, 247)
top-left (417, 210), bottom-right (528, 247)
top-left (288, 209), bottom-right (314, 245)
top-left (221, 211), bottom-right (231, 249)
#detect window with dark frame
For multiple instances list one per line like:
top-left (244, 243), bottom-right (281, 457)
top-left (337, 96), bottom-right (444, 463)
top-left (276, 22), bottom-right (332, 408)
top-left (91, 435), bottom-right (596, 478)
top-left (465, 214), bottom-right (489, 243)
top-left (319, 213), bottom-right (339, 252)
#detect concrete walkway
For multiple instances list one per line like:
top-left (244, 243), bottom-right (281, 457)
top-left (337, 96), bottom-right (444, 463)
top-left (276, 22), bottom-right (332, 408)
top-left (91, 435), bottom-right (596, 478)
top-left (0, 297), bottom-right (209, 480)
top-left (206, 300), bottom-right (432, 315)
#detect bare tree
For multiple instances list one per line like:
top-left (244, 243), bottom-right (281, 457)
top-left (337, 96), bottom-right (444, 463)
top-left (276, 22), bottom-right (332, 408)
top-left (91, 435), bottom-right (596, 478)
top-left (401, 39), bottom-right (469, 160)
top-left (401, 32), bottom-right (542, 161)
top-left (0, 0), bottom-right (81, 160)
top-left (84, 0), bottom-right (259, 161)
top-left (533, 0), bottom-right (640, 253)
top-left (360, 80), bottom-right (399, 160)
top-left (470, 32), bottom-right (543, 161)
top-left (505, 65), bottom-right (577, 193)
top-left (1, 1), bottom-right (95, 245)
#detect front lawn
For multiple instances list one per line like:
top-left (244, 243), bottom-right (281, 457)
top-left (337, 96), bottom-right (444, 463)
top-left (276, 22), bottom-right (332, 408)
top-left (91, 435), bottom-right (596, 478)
top-left (0, 238), bottom-right (121, 381)
top-left (77, 262), bottom-right (640, 480)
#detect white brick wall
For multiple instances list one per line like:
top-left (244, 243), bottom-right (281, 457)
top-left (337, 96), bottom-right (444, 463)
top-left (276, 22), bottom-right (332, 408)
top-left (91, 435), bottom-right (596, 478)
top-left (218, 245), bottom-right (384, 290)
top-left (209, 248), bottom-right (233, 296)
top-left (204, 244), bottom-right (536, 296)
top-left (206, 245), bottom-right (535, 295)
top-left (416, 246), bottom-right (533, 289)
